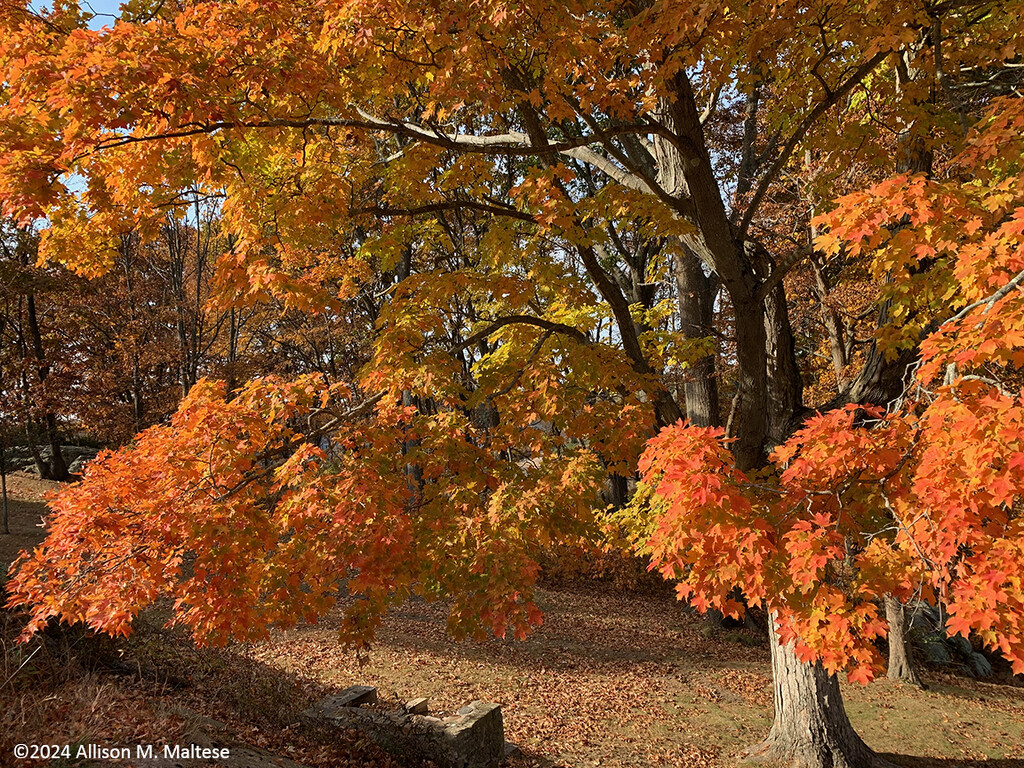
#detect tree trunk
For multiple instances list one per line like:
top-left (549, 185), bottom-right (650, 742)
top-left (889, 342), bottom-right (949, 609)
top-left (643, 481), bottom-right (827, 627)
top-left (23, 415), bottom-right (48, 480)
top-left (729, 294), bottom-right (769, 471)
top-left (656, 69), bottom-right (767, 468)
top-left (43, 412), bottom-right (68, 480)
top-left (167, 218), bottom-right (196, 397)
top-left (655, 67), bottom-right (878, 765)
top-left (1, 427), bottom-right (10, 535)
top-left (132, 353), bottom-right (144, 433)
top-left (396, 248), bottom-right (425, 504)
top-left (808, 252), bottom-right (849, 385)
top-left (746, 618), bottom-right (894, 768)
top-left (673, 252), bottom-right (720, 427)
top-left (122, 235), bottom-right (146, 433)
top-left (671, 250), bottom-right (722, 634)
top-left (25, 294), bottom-right (68, 480)
top-left (885, 595), bottom-right (924, 687)
top-left (604, 472), bottom-right (628, 509)
top-left (401, 388), bottom-right (424, 499)
top-left (765, 281), bottom-right (803, 447)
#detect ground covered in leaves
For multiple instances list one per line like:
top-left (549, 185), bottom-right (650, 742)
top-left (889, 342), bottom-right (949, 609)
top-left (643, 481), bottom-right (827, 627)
top-left (2, 471), bottom-right (1024, 767)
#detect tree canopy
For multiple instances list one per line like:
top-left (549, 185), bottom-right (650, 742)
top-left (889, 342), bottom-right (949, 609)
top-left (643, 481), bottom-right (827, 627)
top-left (1, 0), bottom-right (1023, 764)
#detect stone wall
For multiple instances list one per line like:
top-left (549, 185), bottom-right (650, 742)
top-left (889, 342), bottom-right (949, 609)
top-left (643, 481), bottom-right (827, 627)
top-left (302, 686), bottom-right (511, 768)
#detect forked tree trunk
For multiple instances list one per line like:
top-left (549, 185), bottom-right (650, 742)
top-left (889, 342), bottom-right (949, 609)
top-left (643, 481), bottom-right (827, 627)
top-left (745, 618), bottom-right (893, 768)
top-left (651, 66), bottom-right (883, 767)
top-left (885, 595), bottom-right (924, 687)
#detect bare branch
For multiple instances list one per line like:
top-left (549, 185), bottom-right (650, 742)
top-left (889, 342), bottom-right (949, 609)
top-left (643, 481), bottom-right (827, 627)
top-left (700, 85), bottom-right (723, 125)
top-left (558, 146), bottom-right (652, 193)
top-left (738, 50), bottom-right (889, 239)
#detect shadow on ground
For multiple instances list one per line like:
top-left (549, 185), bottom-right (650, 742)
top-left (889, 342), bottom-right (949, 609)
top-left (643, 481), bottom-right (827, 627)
top-left (884, 758), bottom-right (1024, 767)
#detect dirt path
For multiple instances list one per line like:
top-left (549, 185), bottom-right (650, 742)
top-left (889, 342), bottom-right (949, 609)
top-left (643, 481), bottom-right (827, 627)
top-left (0, 471), bottom-right (61, 578)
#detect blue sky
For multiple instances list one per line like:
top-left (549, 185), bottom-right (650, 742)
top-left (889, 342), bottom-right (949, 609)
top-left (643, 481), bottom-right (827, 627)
top-left (30, 0), bottom-right (122, 29)
top-left (79, 0), bottom-right (122, 29)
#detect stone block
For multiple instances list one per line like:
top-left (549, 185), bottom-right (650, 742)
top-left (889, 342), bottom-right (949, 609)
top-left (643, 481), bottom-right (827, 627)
top-left (304, 690), bottom-right (505, 768)
top-left (301, 685), bottom-right (377, 720)
top-left (441, 700), bottom-right (504, 768)
top-left (405, 697), bottom-right (429, 714)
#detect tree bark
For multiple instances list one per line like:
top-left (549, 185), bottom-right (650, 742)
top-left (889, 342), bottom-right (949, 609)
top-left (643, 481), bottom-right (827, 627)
top-left (746, 617), bottom-right (895, 768)
top-left (42, 412), bottom-right (68, 480)
top-left (654, 72), bottom-right (881, 760)
top-left (578, 57), bottom-right (880, 765)
top-left (121, 234), bottom-right (146, 432)
top-left (23, 414), bottom-right (45, 479)
top-left (131, 354), bottom-right (144, 433)
top-left (729, 294), bottom-right (769, 471)
top-left (765, 280), bottom-right (803, 447)
top-left (673, 252), bottom-right (720, 427)
top-left (658, 69), bottom-right (767, 469)
top-left (1, 427), bottom-right (9, 535)
top-left (25, 294), bottom-right (67, 481)
top-left (808, 252), bottom-right (849, 385)
top-left (167, 218), bottom-right (198, 397)
top-left (603, 472), bottom-right (629, 509)
top-left (885, 595), bottom-right (924, 687)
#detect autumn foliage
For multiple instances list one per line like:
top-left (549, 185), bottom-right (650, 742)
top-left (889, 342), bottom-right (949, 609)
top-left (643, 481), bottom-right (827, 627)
top-left (6, 368), bottom-right (619, 645)
top-left (0, 0), bottom-right (1022, 722)
top-left (637, 94), bottom-right (1024, 680)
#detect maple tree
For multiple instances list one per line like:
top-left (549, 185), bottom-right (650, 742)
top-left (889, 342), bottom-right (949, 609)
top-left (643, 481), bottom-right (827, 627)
top-left (1, 1), bottom-right (1022, 766)
top-left (630, 92), bottom-right (1024, 764)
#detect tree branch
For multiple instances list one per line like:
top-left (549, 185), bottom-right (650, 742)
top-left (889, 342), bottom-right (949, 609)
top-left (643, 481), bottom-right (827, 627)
top-left (84, 112), bottom-right (674, 161)
top-left (738, 50), bottom-right (890, 239)
top-left (450, 315), bottom-right (589, 355)
top-left (353, 200), bottom-right (535, 223)
top-left (945, 267), bottom-right (1024, 325)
